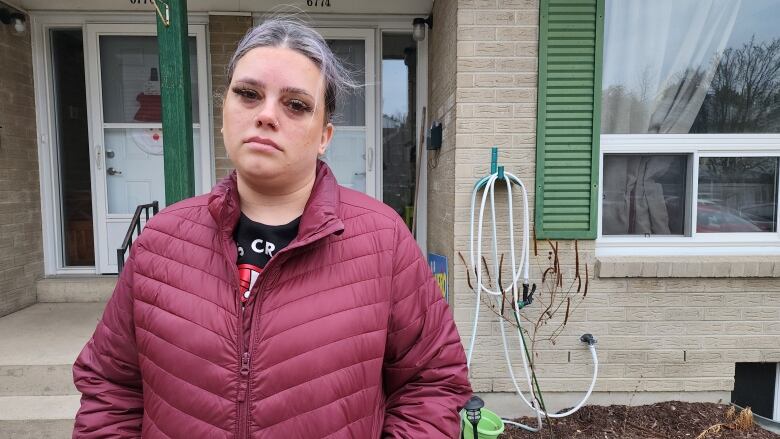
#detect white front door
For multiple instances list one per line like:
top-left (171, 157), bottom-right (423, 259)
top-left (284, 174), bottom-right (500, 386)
top-left (317, 29), bottom-right (377, 197)
top-left (85, 23), bottom-right (210, 273)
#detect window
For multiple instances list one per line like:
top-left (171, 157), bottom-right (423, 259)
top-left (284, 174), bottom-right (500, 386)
top-left (598, 0), bottom-right (780, 255)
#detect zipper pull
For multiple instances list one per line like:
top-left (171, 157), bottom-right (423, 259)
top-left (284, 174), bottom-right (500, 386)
top-left (240, 351), bottom-right (250, 376)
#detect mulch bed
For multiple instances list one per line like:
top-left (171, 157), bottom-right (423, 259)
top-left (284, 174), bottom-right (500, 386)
top-left (501, 402), bottom-right (779, 438)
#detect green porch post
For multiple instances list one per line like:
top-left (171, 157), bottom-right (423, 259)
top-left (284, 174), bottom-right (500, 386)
top-left (155, 0), bottom-right (195, 204)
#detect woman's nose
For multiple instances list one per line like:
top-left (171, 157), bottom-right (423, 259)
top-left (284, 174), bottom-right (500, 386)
top-left (254, 101), bottom-right (279, 129)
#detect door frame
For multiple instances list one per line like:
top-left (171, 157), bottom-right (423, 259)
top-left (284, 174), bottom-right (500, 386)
top-left (259, 14), bottom-right (429, 251)
top-left (32, 12), bottom-right (212, 275)
top-left (86, 22), bottom-right (210, 273)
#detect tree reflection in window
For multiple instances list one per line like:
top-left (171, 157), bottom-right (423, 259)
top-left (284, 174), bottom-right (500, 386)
top-left (692, 37), bottom-right (780, 133)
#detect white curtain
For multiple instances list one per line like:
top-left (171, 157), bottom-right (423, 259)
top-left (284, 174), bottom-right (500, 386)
top-left (602, 156), bottom-right (675, 235)
top-left (601, 0), bottom-right (741, 235)
top-left (601, 0), bottom-right (742, 134)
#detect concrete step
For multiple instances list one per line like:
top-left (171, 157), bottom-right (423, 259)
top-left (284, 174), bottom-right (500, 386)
top-left (37, 276), bottom-right (117, 303)
top-left (0, 395), bottom-right (79, 438)
top-left (0, 303), bottom-right (105, 397)
top-left (0, 364), bottom-right (76, 396)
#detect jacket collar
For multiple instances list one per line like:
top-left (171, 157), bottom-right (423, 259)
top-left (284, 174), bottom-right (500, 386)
top-left (208, 161), bottom-right (344, 245)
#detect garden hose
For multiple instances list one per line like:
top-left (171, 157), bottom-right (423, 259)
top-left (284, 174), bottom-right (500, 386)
top-left (464, 149), bottom-right (600, 433)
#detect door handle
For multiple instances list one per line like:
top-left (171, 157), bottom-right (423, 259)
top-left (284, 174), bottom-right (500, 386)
top-left (367, 147), bottom-right (374, 172)
top-left (107, 167), bottom-right (122, 176)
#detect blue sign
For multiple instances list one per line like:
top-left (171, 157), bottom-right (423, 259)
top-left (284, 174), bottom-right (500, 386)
top-left (428, 253), bottom-right (448, 303)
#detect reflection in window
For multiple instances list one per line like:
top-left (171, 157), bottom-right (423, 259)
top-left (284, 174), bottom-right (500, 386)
top-left (381, 34), bottom-right (417, 228)
top-left (697, 157), bottom-right (778, 233)
top-left (601, 0), bottom-right (780, 134)
top-left (602, 155), bottom-right (688, 235)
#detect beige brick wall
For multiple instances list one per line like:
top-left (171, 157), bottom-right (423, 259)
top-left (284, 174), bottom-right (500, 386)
top-left (0, 20), bottom-right (43, 317)
top-left (210, 15), bottom-right (253, 181)
top-left (427, 0), bottom-right (459, 297)
top-left (452, 0), bottom-right (542, 392)
top-left (434, 0), bottom-right (780, 397)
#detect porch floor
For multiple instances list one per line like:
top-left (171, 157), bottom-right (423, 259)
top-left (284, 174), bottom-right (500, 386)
top-left (0, 302), bottom-right (104, 366)
top-left (0, 302), bottom-right (105, 433)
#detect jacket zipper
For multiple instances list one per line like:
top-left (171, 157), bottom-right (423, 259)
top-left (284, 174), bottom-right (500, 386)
top-left (237, 261), bottom-right (283, 439)
top-left (236, 305), bottom-right (250, 439)
top-left (222, 213), bottom-right (342, 439)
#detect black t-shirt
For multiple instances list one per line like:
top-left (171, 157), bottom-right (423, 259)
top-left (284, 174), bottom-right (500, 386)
top-left (234, 213), bottom-right (300, 304)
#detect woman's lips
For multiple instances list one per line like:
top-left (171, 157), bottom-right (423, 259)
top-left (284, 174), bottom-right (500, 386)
top-left (243, 136), bottom-right (282, 152)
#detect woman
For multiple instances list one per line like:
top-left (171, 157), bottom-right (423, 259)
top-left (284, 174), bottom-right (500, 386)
top-left (73, 17), bottom-right (471, 438)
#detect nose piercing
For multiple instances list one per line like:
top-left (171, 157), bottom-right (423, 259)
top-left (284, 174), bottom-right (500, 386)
top-left (256, 118), bottom-right (279, 129)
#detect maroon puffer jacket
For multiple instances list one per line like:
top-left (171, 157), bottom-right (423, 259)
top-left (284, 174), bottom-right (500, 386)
top-left (73, 162), bottom-right (472, 438)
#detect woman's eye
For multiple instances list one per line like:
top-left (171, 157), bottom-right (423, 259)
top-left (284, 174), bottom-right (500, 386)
top-left (287, 99), bottom-right (312, 113)
top-left (232, 87), bottom-right (259, 101)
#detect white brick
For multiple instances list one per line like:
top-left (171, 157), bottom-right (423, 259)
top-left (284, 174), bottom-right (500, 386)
top-left (474, 42), bottom-right (516, 57)
top-left (475, 10), bottom-right (515, 25)
top-left (458, 27), bottom-right (497, 41)
top-left (742, 308), bottom-right (780, 320)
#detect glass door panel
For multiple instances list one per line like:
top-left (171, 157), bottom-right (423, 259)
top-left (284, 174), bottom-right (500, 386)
top-left (317, 31), bottom-right (375, 195)
top-left (99, 36), bottom-right (199, 123)
top-left (98, 35), bottom-right (199, 216)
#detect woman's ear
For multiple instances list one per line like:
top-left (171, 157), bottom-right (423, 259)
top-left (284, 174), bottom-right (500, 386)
top-left (317, 123), bottom-right (334, 156)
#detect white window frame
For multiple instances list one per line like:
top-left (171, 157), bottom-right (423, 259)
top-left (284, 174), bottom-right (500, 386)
top-left (597, 134), bottom-right (780, 257)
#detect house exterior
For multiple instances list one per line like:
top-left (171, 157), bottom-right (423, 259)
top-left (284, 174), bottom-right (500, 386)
top-left (1, 0), bottom-right (779, 426)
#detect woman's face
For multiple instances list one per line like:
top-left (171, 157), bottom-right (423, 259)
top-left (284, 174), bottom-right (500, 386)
top-left (222, 46), bottom-right (334, 192)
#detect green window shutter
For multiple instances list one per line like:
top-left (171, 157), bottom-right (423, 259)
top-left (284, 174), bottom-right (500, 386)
top-left (535, 0), bottom-right (604, 239)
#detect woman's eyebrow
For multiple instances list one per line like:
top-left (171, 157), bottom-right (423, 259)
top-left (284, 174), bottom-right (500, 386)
top-left (232, 78), bottom-right (313, 99)
top-left (280, 87), bottom-right (314, 100)
top-left (233, 77), bottom-right (264, 88)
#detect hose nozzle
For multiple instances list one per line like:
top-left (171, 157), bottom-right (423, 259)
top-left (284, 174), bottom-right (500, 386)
top-left (519, 283), bottom-right (536, 308)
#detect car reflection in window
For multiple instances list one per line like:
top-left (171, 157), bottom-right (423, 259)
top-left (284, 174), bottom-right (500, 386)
top-left (697, 201), bottom-right (765, 233)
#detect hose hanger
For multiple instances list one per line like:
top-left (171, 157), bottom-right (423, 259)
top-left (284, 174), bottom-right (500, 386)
top-left (463, 147), bottom-right (600, 434)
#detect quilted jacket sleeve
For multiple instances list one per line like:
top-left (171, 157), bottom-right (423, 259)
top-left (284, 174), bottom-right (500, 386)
top-left (382, 221), bottom-right (472, 438)
top-left (72, 250), bottom-right (143, 438)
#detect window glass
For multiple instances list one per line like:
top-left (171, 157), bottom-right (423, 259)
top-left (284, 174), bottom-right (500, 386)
top-left (602, 155), bottom-right (688, 235)
top-left (601, 0), bottom-right (780, 134)
top-left (99, 36), bottom-right (199, 123)
top-left (326, 39), bottom-right (365, 126)
top-left (697, 157), bottom-right (778, 233)
top-left (381, 33), bottom-right (417, 228)
top-left (53, 29), bottom-right (94, 266)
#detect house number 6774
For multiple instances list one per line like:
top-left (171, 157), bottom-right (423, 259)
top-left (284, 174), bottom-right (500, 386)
top-left (307, 0), bottom-right (331, 6)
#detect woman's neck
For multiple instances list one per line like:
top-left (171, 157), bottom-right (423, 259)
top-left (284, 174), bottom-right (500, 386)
top-left (236, 173), bottom-right (316, 226)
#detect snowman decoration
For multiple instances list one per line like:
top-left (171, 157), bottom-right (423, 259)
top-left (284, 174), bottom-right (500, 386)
top-left (131, 67), bottom-right (164, 156)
